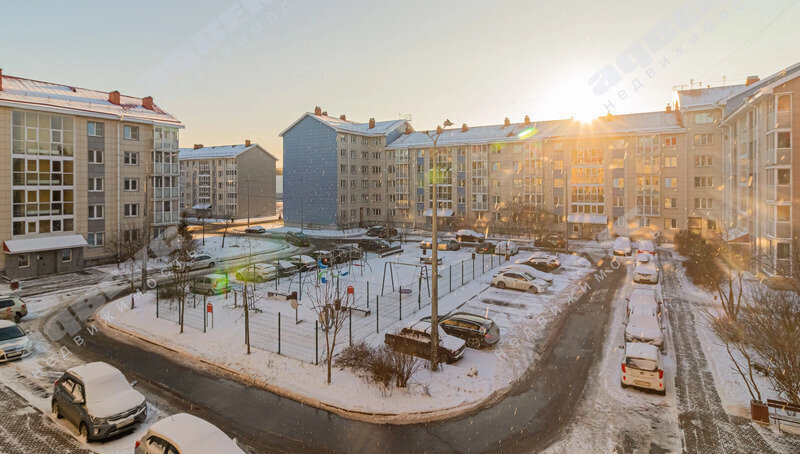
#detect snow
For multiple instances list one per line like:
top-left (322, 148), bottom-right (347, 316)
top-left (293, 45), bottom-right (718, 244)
top-left (268, 226), bottom-right (367, 238)
top-left (192, 235), bottom-right (285, 259)
top-left (147, 413), bottom-right (244, 454)
top-left (3, 234), bottom-right (88, 254)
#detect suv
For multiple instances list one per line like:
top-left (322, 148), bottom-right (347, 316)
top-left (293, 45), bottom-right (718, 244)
top-left (52, 362), bottom-right (147, 442)
top-left (534, 235), bottom-right (566, 250)
top-left (621, 342), bottom-right (665, 395)
top-left (420, 312), bottom-right (500, 349)
top-left (358, 238), bottom-right (394, 253)
top-left (285, 231), bottom-right (310, 247)
top-left (475, 242), bottom-right (496, 254)
top-left (385, 321), bottom-right (466, 363)
top-left (332, 245), bottom-right (363, 263)
top-left (0, 295), bottom-right (27, 323)
top-left (135, 413), bottom-right (245, 454)
top-left (366, 225), bottom-right (398, 238)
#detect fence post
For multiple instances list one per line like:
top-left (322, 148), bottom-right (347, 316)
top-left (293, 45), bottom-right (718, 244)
top-left (399, 289), bottom-right (402, 320)
top-left (156, 287), bottom-right (159, 319)
top-left (203, 294), bottom-right (206, 311)
top-left (472, 257), bottom-right (475, 279)
top-left (482, 253), bottom-right (485, 273)
top-left (315, 320), bottom-right (319, 365)
top-left (366, 281), bottom-right (370, 309)
top-left (461, 261), bottom-right (464, 287)
top-left (204, 304), bottom-right (207, 333)
top-left (449, 266), bottom-right (452, 293)
top-left (417, 274), bottom-right (422, 310)
top-left (299, 273), bottom-right (303, 300)
top-left (278, 312), bottom-right (281, 355)
top-left (376, 296), bottom-right (380, 333)
top-left (349, 308), bottom-right (352, 346)
top-left (234, 291), bottom-right (238, 308)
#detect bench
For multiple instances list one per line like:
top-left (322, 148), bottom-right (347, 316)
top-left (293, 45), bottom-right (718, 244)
top-left (379, 247), bottom-right (403, 258)
top-left (419, 256), bottom-right (442, 265)
top-left (349, 306), bottom-right (371, 317)
top-left (767, 399), bottom-right (800, 432)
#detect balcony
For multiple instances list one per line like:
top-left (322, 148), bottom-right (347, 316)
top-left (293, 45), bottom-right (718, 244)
top-left (765, 185), bottom-right (791, 203)
top-left (472, 202), bottom-right (488, 211)
top-left (767, 111), bottom-right (792, 130)
top-left (154, 162), bottom-right (180, 175)
top-left (154, 211), bottom-right (180, 225)
top-left (766, 148), bottom-right (792, 166)
top-left (154, 187), bottom-right (180, 199)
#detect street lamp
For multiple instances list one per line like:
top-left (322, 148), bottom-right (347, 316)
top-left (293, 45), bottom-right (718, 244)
top-left (426, 119), bottom-right (453, 372)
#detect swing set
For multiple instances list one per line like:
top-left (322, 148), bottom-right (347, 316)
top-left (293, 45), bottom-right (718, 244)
top-left (380, 261), bottom-right (432, 297)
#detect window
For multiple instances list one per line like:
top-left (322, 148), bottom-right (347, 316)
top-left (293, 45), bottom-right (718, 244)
top-left (124, 152), bottom-right (139, 165)
top-left (777, 243), bottom-right (791, 259)
top-left (663, 156), bottom-right (677, 167)
top-left (491, 179), bottom-right (500, 188)
top-left (124, 203), bottom-right (139, 217)
top-left (612, 178), bottom-right (624, 188)
top-left (88, 149), bottom-right (103, 164)
top-left (694, 198), bottom-right (714, 209)
top-left (87, 121), bottom-right (104, 137)
top-left (694, 112), bottom-right (715, 124)
top-left (694, 176), bottom-right (714, 188)
top-left (777, 132), bottom-right (791, 149)
top-left (554, 178), bottom-right (564, 188)
top-left (613, 197), bottom-right (623, 207)
top-left (778, 168), bottom-right (791, 185)
top-left (664, 197), bottom-right (677, 208)
top-left (340, 180), bottom-right (346, 188)
top-left (124, 178), bottom-right (139, 191)
top-left (88, 205), bottom-right (104, 219)
top-left (707, 220), bottom-right (717, 230)
top-left (88, 177), bottom-right (104, 191)
top-left (694, 155), bottom-right (713, 167)
top-left (513, 161), bottom-right (522, 172)
top-left (491, 162), bottom-right (500, 171)
top-left (512, 178), bottom-right (522, 188)
top-left (664, 177), bottom-right (677, 188)
top-left (61, 249), bottom-right (72, 262)
top-left (777, 206), bottom-right (791, 222)
top-left (663, 136), bottom-right (677, 146)
top-left (350, 150), bottom-right (357, 158)
top-left (694, 134), bottom-right (713, 145)
top-left (123, 125), bottom-right (139, 140)
top-left (18, 254), bottom-right (29, 268)
top-left (87, 232), bottom-right (104, 247)
top-left (665, 218), bottom-right (677, 229)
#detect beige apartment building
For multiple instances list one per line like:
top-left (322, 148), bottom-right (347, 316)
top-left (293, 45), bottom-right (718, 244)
top-left (0, 69), bottom-right (182, 279)
top-left (179, 142), bottom-right (277, 220)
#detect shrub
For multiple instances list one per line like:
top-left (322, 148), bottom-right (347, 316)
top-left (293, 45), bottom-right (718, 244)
top-left (334, 342), bottom-right (373, 372)
top-left (336, 343), bottom-right (422, 388)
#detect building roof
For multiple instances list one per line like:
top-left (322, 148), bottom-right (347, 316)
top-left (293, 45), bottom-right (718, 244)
top-left (3, 234), bottom-right (88, 254)
top-left (386, 111), bottom-right (682, 149)
top-left (279, 112), bottom-right (408, 137)
top-left (179, 143), bottom-right (277, 161)
top-left (0, 72), bottom-right (182, 126)
top-left (723, 61), bottom-right (800, 119)
top-left (673, 84), bottom-right (747, 110)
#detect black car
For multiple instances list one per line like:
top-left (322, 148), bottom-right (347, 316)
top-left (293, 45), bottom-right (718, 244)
top-left (534, 235), bottom-right (566, 250)
top-left (358, 238), bottom-right (393, 253)
top-left (366, 225), bottom-right (398, 238)
top-left (475, 242), bottom-right (496, 254)
top-left (332, 245), bottom-right (363, 263)
top-left (244, 225), bottom-right (266, 234)
top-left (285, 231), bottom-right (310, 247)
top-left (421, 312), bottom-right (500, 349)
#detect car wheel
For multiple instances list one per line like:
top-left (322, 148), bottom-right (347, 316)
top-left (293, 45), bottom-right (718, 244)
top-left (79, 422), bottom-right (90, 443)
top-left (496, 281), bottom-right (506, 289)
top-left (208, 262), bottom-right (215, 269)
top-left (235, 273), bottom-right (243, 280)
top-left (257, 276), bottom-right (265, 283)
top-left (14, 312), bottom-right (22, 323)
top-left (528, 286), bottom-right (538, 294)
top-left (620, 382), bottom-right (628, 389)
top-left (466, 337), bottom-right (481, 349)
top-left (207, 289), bottom-right (215, 296)
top-left (52, 401), bottom-right (61, 419)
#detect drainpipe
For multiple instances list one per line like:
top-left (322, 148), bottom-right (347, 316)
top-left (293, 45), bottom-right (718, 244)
top-left (117, 119), bottom-right (122, 246)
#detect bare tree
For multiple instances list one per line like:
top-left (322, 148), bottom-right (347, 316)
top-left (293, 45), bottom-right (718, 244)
top-left (491, 202), bottom-right (553, 238)
top-left (307, 277), bottom-right (352, 384)
top-left (105, 227), bottom-right (146, 269)
top-left (171, 220), bottom-right (196, 334)
top-left (221, 214), bottom-right (235, 248)
top-left (710, 313), bottom-right (762, 402)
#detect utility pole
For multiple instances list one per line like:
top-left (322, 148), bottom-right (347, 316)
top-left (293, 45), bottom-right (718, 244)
top-left (141, 157), bottom-right (152, 293)
top-left (247, 180), bottom-right (251, 228)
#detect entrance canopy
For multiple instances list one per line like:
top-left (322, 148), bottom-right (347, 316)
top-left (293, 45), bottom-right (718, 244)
top-left (192, 203), bottom-right (212, 210)
top-left (3, 234), bottom-right (88, 254)
top-left (567, 213), bottom-right (608, 225)
top-left (423, 209), bottom-right (455, 217)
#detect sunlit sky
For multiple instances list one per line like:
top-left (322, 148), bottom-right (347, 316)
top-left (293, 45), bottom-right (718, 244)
top-left (2, 0), bottom-right (800, 166)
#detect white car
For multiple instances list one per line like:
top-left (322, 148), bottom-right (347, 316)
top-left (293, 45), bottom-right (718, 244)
top-left (613, 236), bottom-right (632, 256)
top-left (624, 311), bottom-right (664, 348)
top-left (637, 239), bottom-right (656, 256)
top-left (633, 261), bottom-right (660, 284)
top-left (516, 251), bottom-right (560, 269)
top-left (621, 342), bottom-right (665, 395)
top-left (455, 229), bottom-right (485, 243)
top-left (235, 263), bottom-right (277, 283)
top-left (176, 254), bottom-right (216, 271)
top-left (135, 413), bottom-right (245, 454)
top-left (0, 320), bottom-right (33, 362)
top-left (495, 241), bottom-right (519, 256)
top-left (507, 264), bottom-right (554, 284)
top-left (491, 269), bottom-right (548, 293)
top-left (635, 253), bottom-right (651, 264)
top-left (628, 287), bottom-right (662, 316)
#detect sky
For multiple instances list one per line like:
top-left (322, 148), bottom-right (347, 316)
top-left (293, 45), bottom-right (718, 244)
top-left (2, 0), bottom-right (800, 167)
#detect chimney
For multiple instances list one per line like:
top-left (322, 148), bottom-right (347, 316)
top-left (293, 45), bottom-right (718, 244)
top-left (245, 139), bottom-right (251, 147)
top-left (666, 104), bottom-right (672, 112)
top-left (0, 68), bottom-right (3, 91)
top-left (746, 75), bottom-right (760, 86)
top-left (142, 96), bottom-right (154, 110)
top-left (504, 117), bottom-right (511, 127)
top-left (368, 118), bottom-right (376, 129)
top-left (321, 111), bottom-right (328, 116)
top-left (108, 90), bottom-right (121, 105)
top-left (523, 115), bottom-right (530, 125)
top-left (436, 125), bottom-right (443, 134)
top-left (193, 144), bottom-right (204, 149)
top-left (405, 124), bottom-right (413, 134)
top-left (314, 106), bottom-right (322, 116)
top-left (340, 114), bottom-right (346, 120)
top-left (461, 123), bottom-right (469, 132)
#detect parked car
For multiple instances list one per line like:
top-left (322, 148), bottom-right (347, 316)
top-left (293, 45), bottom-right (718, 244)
top-left (534, 235), bottom-right (566, 249)
top-left (491, 269), bottom-right (548, 293)
top-left (475, 242), bottom-right (496, 254)
top-left (455, 229), bottom-right (485, 243)
top-left (627, 287), bottom-right (661, 316)
top-left (366, 225), bottom-right (398, 238)
top-left (52, 362), bottom-right (147, 442)
top-left (244, 225), bottom-right (266, 234)
top-left (420, 238), bottom-right (460, 250)
top-left (636, 252), bottom-right (651, 264)
top-left (385, 321), bottom-right (466, 363)
top-left (613, 236), bottom-right (632, 256)
top-left (285, 231), bottom-right (310, 247)
top-left (637, 239), bottom-right (656, 256)
top-left (235, 264), bottom-right (277, 283)
top-left (358, 238), bottom-right (395, 253)
top-left (495, 240), bottom-right (519, 256)
top-left (177, 254), bottom-right (216, 272)
top-left (0, 295), bottom-right (28, 323)
top-left (506, 264), bottom-right (554, 285)
top-left (288, 254), bottom-right (317, 271)
top-left (332, 245), bottom-right (363, 263)
top-left (0, 320), bottom-right (33, 362)
top-left (516, 251), bottom-right (560, 270)
top-left (273, 260), bottom-right (299, 276)
top-left (420, 312), bottom-right (500, 349)
top-left (624, 310), bottom-right (664, 348)
top-left (191, 273), bottom-right (231, 295)
top-left (633, 261), bottom-right (660, 284)
top-left (135, 413), bottom-right (245, 454)
top-left (308, 250), bottom-right (333, 267)
top-left (620, 342), bottom-right (665, 395)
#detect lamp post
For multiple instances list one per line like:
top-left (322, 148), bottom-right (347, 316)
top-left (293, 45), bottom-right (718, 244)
top-left (427, 119), bottom-right (453, 372)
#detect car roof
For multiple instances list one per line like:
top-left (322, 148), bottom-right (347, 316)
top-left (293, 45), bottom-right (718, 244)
top-left (66, 361), bottom-right (123, 384)
top-left (447, 312), bottom-right (493, 326)
top-left (148, 413), bottom-right (242, 454)
top-left (202, 273), bottom-right (227, 279)
top-left (0, 320), bottom-right (19, 329)
top-left (625, 342), bottom-right (659, 360)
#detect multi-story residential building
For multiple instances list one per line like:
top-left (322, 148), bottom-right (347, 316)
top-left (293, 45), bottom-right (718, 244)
top-left (0, 69), bottom-right (182, 278)
top-left (179, 141), bottom-right (277, 220)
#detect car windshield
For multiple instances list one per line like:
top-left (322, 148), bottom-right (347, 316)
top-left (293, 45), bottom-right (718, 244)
top-left (0, 325), bottom-right (25, 341)
top-left (86, 372), bottom-right (133, 405)
top-left (626, 357), bottom-right (658, 372)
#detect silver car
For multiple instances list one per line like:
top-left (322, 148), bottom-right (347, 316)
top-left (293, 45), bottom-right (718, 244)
top-left (0, 295), bottom-right (28, 323)
top-left (0, 320), bottom-right (33, 362)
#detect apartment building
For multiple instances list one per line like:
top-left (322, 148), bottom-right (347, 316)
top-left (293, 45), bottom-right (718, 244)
top-left (0, 69), bottom-right (182, 279)
top-left (179, 141), bottom-right (277, 220)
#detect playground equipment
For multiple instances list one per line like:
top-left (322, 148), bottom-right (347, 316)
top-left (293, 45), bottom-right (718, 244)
top-left (381, 261), bottom-right (432, 297)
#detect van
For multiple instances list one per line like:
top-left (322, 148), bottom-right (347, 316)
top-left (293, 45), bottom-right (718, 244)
top-left (191, 273), bottom-right (231, 296)
top-left (621, 342), bottom-right (665, 394)
top-left (613, 237), bottom-right (632, 256)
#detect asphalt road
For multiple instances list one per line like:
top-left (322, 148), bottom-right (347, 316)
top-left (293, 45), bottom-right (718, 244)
top-left (58, 258), bottom-right (624, 453)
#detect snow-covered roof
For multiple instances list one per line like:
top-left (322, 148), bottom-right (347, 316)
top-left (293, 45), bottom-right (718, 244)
top-left (673, 84), bottom-right (747, 110)
top-left (724, 62), bottom-right (800, 119)
top-left (0, 73), bottom-right (182, 127)
top-left (280, 112), bottom-right (408, 137)
top-left (148, 413), bottom-right (244, 454)
top-left (3, 234), bottom-right (88, 254)
top-left (67, 362), bottom-right (125, 385)
top-left (179, 143), bottom-right (277, 161)
top-left (625, 342), bottom-right (659, 361)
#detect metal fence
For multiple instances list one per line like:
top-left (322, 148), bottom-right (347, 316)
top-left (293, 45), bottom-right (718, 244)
top-left (155, 293), bottom-right (208, 333)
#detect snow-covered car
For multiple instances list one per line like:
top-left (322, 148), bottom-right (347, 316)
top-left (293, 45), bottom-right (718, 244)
top-left (637, 239), bottom-right (656, 256)
top-left (273, 260), bottom-right (299, 276)
top-left (191, 273), bottom-right (231, 295)
top-left (627, 287), bottom-right (661, 316)
top-left (384, 321), bottom-right (467, 363)
top-left (455, 229), bottom-right (485, 243)
top-left (0, 295), bottom-right (28, 323)
top-left (633, 261), bottom-right (660, 284)
top-left (285, 231), bottom-right (310, 247)
top-left (288, 254), bottom-right (317, 271)
top-left (491, 269), bottom-right (548, 293)
top-left (495, 240), bottom-right (519, 256)
top-left (52, 362), bottom-right (147, 442)
top-left (624, 311), bottom-right (664, 348)
top-left (235, 264), bottom-right (277, 283)
top-left (516, 251), bottom-right (560, 270)
top-left (621, 342), bottom-right (665, 395)
top-left (366, 225), bottom-right (398, 238)
top-left (332, 245), bottom-right (363, 263)
top-left (533, 235), bottom-right (566, 249)
top-left (420, 312), bottom-right (500, 349)
top-left (613, 236), bottom-right (632, 256)
top-left (635, 252), bottom-right (651, 264)
top-left (419, 238), bottom-right (460, 250)
top-left (506, 264), bottom-right (554, 284)
top-left (244, 225), bottom-right (266, 234)
top-left (0, 320), bottom-right (33, 362)
top-left (135, 413), bottom-right (245, 454)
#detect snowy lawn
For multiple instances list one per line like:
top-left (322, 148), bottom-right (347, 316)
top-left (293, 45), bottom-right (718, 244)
top-left (268, 226), bottom-right (367, 238)
top-left (98, 246), bottom-right (594, 420)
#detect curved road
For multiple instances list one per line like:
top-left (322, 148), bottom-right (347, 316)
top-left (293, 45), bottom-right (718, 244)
top-left (57, 259), bottom-right (623, 453)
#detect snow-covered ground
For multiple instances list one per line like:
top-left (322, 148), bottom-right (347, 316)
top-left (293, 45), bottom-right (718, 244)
top-left (97, 246), bottom-right (594, 420)
top-left (267, 226), bottom-right (367, 238)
